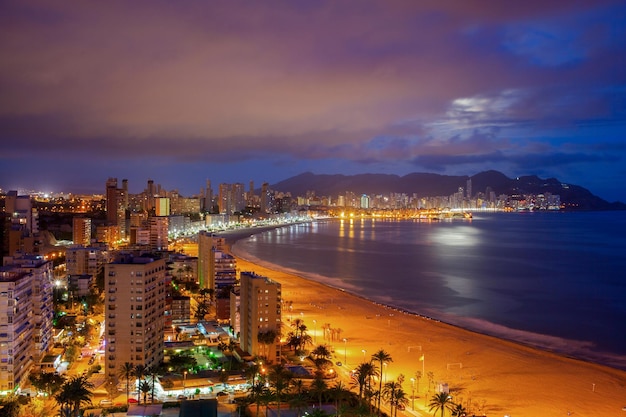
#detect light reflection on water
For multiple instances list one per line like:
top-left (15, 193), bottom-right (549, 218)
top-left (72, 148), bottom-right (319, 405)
top-left (234, 212), bottom-right (626, 367)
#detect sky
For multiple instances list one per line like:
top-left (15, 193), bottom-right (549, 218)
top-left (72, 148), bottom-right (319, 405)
top-left (1, 1), bottom-right (625, 202)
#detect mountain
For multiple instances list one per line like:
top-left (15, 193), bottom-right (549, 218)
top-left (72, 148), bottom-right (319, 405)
top-left (270, 170), bottom-right (625, 210)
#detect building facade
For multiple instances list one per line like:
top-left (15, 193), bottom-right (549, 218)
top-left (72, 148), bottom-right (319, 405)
top-left (104, 253), bottom-right (167, 380)
top-left (239, 272), bottom-right (281, 363)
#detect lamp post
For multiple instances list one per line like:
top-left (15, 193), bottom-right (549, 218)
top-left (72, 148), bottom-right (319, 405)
top-left (383, 362), bottom-right (387, 383)
top-left (183, 370), bottom-right (187, 395)
top-left (361, 349), bottom-right (366, 362)
top-left (343, 338), bottom-right (347, 364)
top-left (410, 378), bottom-right (415, 410)
top-left (313, 319), bottom-right (317, 344)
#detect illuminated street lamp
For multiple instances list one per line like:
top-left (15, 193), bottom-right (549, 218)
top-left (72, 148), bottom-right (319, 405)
top-left (343, 338), bottom-right (347, 364)
top-left (410, 378), bottom-right (415, 410)
top-left (361, 349), bottom-right (366, 362)
top-left (183, 370), bottom-right (187, 395)
top-left (313, 319), bottom-right (317, 344)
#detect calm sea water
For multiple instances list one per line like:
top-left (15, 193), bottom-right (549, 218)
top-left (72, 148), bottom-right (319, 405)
top-left (232, 211), bottom-right (626, 369)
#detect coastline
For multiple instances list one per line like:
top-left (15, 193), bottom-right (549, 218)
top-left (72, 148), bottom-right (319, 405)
top-left (218, 223), bottom-right (626, 415)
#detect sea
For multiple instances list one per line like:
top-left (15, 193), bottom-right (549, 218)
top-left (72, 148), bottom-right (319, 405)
top-left (231, 211), bottom-right (626, 370)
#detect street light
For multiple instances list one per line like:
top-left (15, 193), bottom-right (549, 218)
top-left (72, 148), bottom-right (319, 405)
top-left (383, 362), bottom-right (387, 383)
top-left (361, 349), bottom-right (366, 362)
top-left (183, 370), bottom-right (187, 395)
top-left (343, 338), bottom-right (347, 364)
top-left (313, 319), bottom-right (317, 344)
top-left (410, 378), bottom-right (415, 410)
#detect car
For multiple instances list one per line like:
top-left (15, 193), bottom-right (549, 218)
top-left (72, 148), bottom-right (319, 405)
top-left (335, 361), bottom-right (342, 366)
top-left (177, 395), bottom-right (188, 400)
top-left (397, 403), bottom-right (405, 411)
top-left (216, 391), bottom-right (229, 397)
top-left (99, 399), bottom-right (113, 407)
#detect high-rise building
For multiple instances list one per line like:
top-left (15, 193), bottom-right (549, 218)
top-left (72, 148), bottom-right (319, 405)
top-left (104, 252), bottom-right (167, 380)
top-left (0, 255), bottom-right (54, 392)
top-left (239, 271), bottom-right (281, 363)
top-left (149, 217), bottom-right (169, 251)
top-left (65, 244), bottom-right (110, 277)
top-left (72, 217), bottom-right (92, 246)
top-left (105, 178), bottom-right (127, 239)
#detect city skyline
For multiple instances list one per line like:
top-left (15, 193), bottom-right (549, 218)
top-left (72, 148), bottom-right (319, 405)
top-left (1, 1), bottom-right (625, 202)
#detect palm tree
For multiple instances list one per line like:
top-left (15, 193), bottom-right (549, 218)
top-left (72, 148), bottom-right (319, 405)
top-left (351, 361), bottom-right (377, 406)
top-left (288, 394), bottom-right (308, 417)
top-left (267, 363), bottom-right (293, 417)
top-left (118, 362), bottom-right (134, 404)
top-left (133, 364), bottom-right (147, 403)
top-left (54, 375), bottom-right (93, 417)
top-left (309, 376), bottom-right (328, 408)
top-left (146, 366), bottom-right (162, 404)
top-left (371, 349), bottom-right (393, 415)
top-left (257, 329), bottom-right (278, 360)
top-left (139, 380), bottom-right (152, 404)
top-left (451, 403), bottom-right (467, 417)
top-left (329, 381), bottom-right (352, 417)
top-left (244, 362), bottom-right (261, 385)
top-left (428, 392), bottom-right (455, 417)
top-left (249, 381), bottom-right (268, 417)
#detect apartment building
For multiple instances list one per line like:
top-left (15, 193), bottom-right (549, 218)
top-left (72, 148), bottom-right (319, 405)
top-left (0, 256), bottom-right (53, 393)
top-left (239, 271), bottom-right (281, 363)
top-left (104, 252), bottom-right (167, 379)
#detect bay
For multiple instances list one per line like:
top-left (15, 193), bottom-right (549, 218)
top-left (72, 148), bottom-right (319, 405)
top-left (232, 211), bottom-right (626, 369)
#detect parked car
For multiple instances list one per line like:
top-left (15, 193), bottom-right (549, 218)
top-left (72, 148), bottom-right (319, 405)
top-left (177, 394), bottom-right (188, 400)
top-left (99, 399), bottom-right (113, 407)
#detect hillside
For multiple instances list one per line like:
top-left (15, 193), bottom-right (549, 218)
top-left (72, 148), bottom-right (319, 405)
top-left (270, 170), bottom-right (625, 210)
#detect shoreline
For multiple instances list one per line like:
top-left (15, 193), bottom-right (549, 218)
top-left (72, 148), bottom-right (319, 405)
top-left (223, 223), bottom-right (626, 372)
top-left (217, 223), bottom-right (626, 415)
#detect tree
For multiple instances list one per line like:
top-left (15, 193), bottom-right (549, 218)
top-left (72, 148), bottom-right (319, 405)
top-left (414, 370), bottom-right (422, 393)
top-left (257, 330), bottom-right (278, 360)
top-left (309, 376), bottom-right (328, 408)
top-left (118, 362), bottom-right (135, 404)
top-left (371, 349), bottom-right (393, 416)
top-left (451, 403), bottom-right (467, 417)
top-left (382, 381), bottom-right (400, 417)
top-left (29, 371), bottom-right (65, 397)
top-left (139, 380), bottom-right (152, 404)
top-left (428, 392), bottom-right (455, 417)
top-left (427, 371), bottom-right (435, 391)
top-left (351, 361), bottom-right (377, 407)
top-left (267, 363), bottom-right (293, 417)
top-left (133, 364), bottom-right (148, 403)
top-left (54, 375), bottom-right (93, 417)
top-left (329, 381), bottom-right (352, 417)
top-left (249, 381), bottom-right (269, 417)
top-left (146, 366), bottom-right (162, 404)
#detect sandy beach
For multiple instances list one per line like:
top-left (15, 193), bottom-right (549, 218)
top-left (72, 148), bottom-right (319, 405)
top-left (218, 227), bottom-right (626, 416)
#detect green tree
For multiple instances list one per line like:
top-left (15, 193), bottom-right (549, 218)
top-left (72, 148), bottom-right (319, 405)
top-left (371, 349), bottom-right (393, 416)
top-left (428, 392), bottom-right (455, 417)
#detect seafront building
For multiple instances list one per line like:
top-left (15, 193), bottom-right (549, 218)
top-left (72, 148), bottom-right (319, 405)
top-left (238, 271), bottom-right (281, 363)
top-left (104, 252), bottom-right (167, 380)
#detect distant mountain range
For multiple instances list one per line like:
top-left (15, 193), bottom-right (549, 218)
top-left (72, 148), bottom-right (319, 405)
top-left (270, 170), bottom-right (625, 210)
